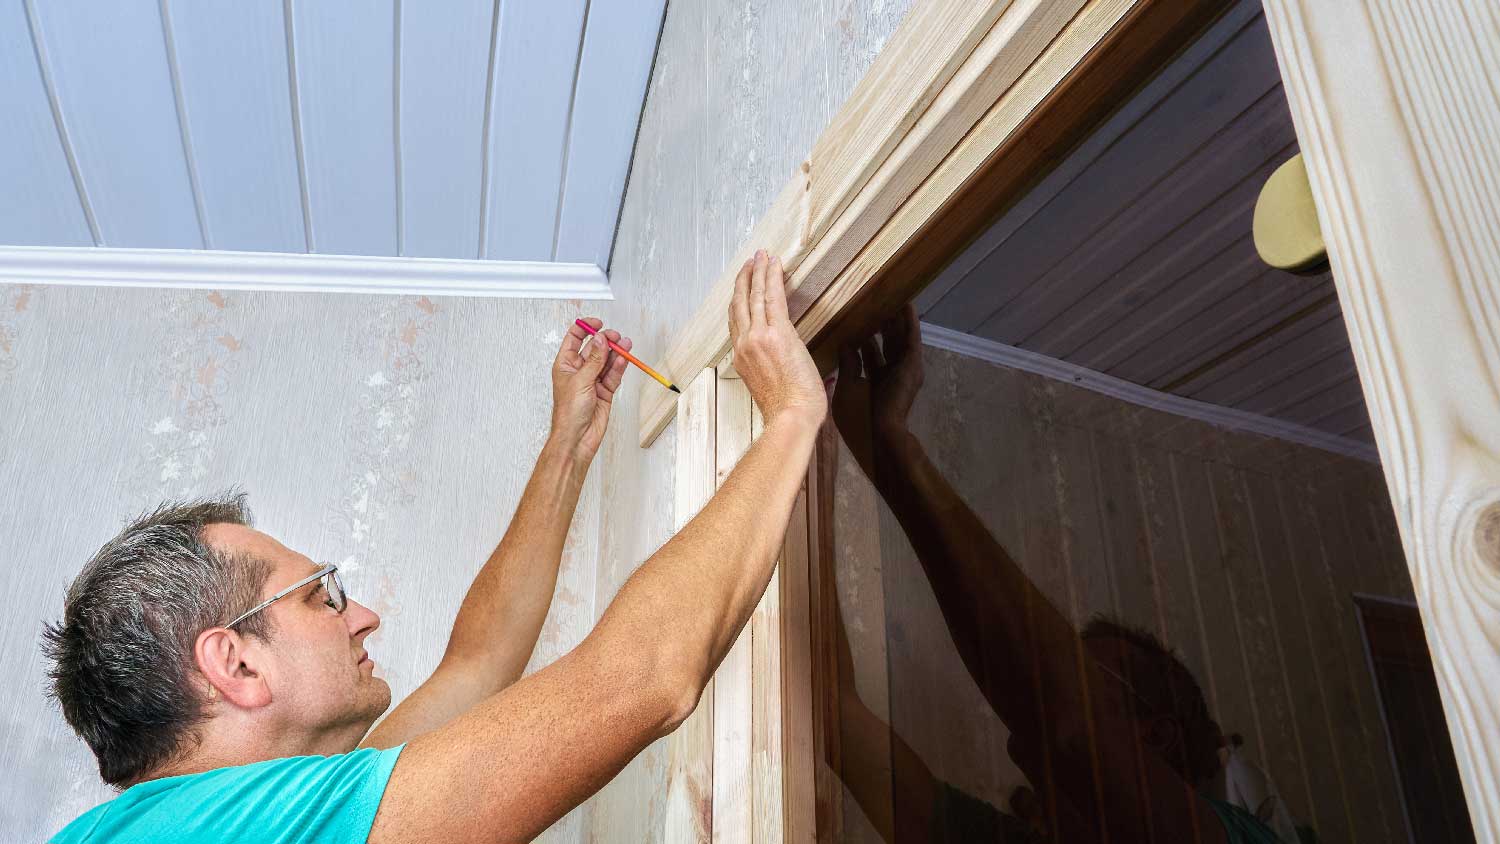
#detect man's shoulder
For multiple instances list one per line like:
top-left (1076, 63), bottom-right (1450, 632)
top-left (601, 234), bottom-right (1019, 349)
top-left (51, 746), bottom-right (405, 844)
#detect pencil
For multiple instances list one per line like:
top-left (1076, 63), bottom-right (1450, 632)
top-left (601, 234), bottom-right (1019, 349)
top-left (574, 318), bottom-right (680, 394)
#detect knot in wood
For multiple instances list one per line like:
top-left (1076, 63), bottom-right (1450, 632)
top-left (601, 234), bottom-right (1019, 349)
top-left (1475, 502), bottom-right (1500, 572)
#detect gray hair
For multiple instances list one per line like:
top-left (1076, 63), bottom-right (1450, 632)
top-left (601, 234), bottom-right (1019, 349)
top-left (41, 489), bottom-right (274, 787)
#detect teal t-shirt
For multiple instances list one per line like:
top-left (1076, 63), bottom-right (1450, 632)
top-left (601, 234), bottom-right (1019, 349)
top-left (50, 745), bottom-right (404, 844)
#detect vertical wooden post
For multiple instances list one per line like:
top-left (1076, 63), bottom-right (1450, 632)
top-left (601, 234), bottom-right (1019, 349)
top-left (714, 369), bottom-right (756, 842)
top-left (1261, 0), bottom-right (1500, 836)
top-left (667, 370), bottom-right (718, 841)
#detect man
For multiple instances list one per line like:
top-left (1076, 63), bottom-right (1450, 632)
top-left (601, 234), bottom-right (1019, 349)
top-left (46, 251), bottom-right (823, 843)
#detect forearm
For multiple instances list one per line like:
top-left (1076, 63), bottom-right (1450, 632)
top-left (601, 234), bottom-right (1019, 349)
top-left (871, 430), bottom-right (1082, 727)
top-left (588, 413), bottom-right (819, 703)
top-left (443, 437), bottom-right (588, 689)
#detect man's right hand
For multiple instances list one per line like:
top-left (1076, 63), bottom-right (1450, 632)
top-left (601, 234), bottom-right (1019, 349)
top-left (728, 250), bottom-right (827, 428)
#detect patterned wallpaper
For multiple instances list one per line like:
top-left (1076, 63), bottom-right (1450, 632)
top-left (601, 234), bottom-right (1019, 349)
top-left (0, 283), bottom-right (606, 841)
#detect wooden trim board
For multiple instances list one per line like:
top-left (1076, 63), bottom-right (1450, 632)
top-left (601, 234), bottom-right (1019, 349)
top-left (669, 363), bottom-right (802, 842)
top-left (713, 369), bottom-right (755, 843)
top-left (659, 0), bottom-right (1242, 840)
top-left (639, 0), bottom-right (1091, 446)
top-left (665, 369), bottom-right (717, 841)
top-left (0, 245), bottom-right (612, 299)
top-left (1260, 0), bottom-right (1500, 836)
top-left (638, 0), bottom-right (1233, 446)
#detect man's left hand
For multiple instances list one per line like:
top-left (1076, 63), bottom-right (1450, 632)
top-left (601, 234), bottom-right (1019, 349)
top-left (551, 317), bottom-right (630, 462)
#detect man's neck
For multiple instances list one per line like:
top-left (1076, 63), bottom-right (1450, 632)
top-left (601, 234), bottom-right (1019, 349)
top-left (138, 721), bottom-right (364, 784)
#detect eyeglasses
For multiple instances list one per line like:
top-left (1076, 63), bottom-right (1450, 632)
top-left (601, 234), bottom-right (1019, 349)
top-left (223, 563), bottom-right (346, 629)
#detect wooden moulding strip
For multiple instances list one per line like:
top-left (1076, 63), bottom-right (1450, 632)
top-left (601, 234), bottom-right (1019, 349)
top-left (638, 0), bottom-right (1076, 447)
top-left (804, 0), bottom-right (1015, 246)
top-left (665, 369), bottom-right (718, 842)
top-left (712, 367), bottom-right (756, 843)
top-left (807, 0), bottom-right (1235, 365)
top-left (746, 402), bottom-right (788, 844)
top-left (777, 475), bottom-right (816, 843)
top-left (808, 423), bottom-right (844, 842)
top-left (639, 170), bottom-right (810, 447)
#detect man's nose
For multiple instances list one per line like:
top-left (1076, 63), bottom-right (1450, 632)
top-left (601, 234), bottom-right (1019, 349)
top-left (345, 597), bottom-right (381, 638)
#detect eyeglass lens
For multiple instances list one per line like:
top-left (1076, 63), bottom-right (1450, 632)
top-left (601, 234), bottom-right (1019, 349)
top-left (326, 570), bottom-right (347, 613)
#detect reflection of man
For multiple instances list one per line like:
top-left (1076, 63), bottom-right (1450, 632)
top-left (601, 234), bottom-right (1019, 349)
top-left (828, 305), bottom-right (1284, 843)
top-left (46, 251), bottom-right (826, 843)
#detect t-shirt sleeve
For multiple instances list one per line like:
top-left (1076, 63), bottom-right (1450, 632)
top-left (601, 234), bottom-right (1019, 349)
top-left (245, 745), bottom-right (406, 842)
top-left (53, 745), bottom-right (406, 844)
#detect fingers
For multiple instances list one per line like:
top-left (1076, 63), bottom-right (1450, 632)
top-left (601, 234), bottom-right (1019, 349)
top-left (749, 250), bottom-right (768, 327)
top-left (580, 332), bottom-right (609, 378)
top-left (899, 303), bottom-right (919, 342)
top-left (838, 343), bottom-right (862, 381)
top-left (560, 317), bottom-right (600, 366)
top-left (765, 255), bottom-right (790, 324)
top-left (880, 306), bottom-right (916, 365)
top-left (729, 258), bottom-right (753, 342)
top-left (599, 335), bottom-right (631, 393)
top-left (859, 335), bottom-right (885, 375)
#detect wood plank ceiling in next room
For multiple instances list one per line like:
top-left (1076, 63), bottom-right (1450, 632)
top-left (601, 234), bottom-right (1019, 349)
top-left (916, 0), bottom-right (1373, 446)
top-left (0, 0), bottom-right (666, 271)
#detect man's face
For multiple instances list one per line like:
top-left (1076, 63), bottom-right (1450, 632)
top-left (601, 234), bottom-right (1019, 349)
top-left (203, 524), bottom-right (392, 746)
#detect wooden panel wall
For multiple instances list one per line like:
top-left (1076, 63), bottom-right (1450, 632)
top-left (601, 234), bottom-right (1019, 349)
top-left (823, 342), bottom-right (1420, 842)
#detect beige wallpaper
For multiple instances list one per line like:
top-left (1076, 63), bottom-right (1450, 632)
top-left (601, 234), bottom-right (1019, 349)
top-left (0, 283), bottom-right (607, 841)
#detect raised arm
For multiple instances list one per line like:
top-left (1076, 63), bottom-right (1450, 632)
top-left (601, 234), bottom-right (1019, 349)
top-left (833, 306), bottom-right (1224, 843)
top-left (369, 251), bottom-right (827, 843)
top-left (362, 319), bottom-right (630, 749)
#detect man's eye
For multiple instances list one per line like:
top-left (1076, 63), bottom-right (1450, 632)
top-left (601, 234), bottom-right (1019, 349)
top-left (322, 595), bottom-right (338, 610)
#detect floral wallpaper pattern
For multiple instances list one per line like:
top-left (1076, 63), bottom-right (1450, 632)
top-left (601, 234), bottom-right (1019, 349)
top-left (0, 284), bottom-right (37, 385)
top-left (136, 290), bottom-right (243, 495)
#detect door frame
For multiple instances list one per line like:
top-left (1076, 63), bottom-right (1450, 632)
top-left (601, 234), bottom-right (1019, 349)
top-left (660, 0), bottom-right (1500, 838)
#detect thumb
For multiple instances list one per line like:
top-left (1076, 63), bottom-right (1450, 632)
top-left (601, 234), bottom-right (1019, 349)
top-left (581, 336), bottom-right (609, 380)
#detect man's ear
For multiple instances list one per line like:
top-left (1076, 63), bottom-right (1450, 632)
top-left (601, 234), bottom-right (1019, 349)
top-left (195, 627), bottom-right (273, 709)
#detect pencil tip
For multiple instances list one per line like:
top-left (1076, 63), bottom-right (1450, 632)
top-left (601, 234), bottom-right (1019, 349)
top-left (669, 385), bottom-right (681, 394)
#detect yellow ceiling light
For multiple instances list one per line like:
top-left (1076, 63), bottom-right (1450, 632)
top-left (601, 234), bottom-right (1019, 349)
top-left (1253, 153), bottom-right (1327, 273)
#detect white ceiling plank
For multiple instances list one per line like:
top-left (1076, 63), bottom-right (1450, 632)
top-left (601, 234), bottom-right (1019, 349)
top-left (28, 0), bottom-right (201, 248)
top-left (398, 0), bottom-right (495, 259)
top-left (289, 0), bottom-right (398, 255)
top-left (0, 1), bottom-right (92, 246)
top-left (551, 0), bottom-right (667, 269)
top-left (164, 0), bottom-right (307, 252)
top-left (480, 0), bottom-right (588, 262)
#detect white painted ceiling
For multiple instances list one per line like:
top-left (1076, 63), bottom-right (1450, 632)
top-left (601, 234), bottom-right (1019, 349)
top-left (918, 0), bottom-right (1373, 445)
top-left (0, 0), bottom-right (665, 269)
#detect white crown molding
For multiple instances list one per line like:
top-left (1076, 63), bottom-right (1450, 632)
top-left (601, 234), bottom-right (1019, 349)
top-left (0, 246), bottom-right (613, 299)
top-left (920, 322), bottom-right (1380, 463)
